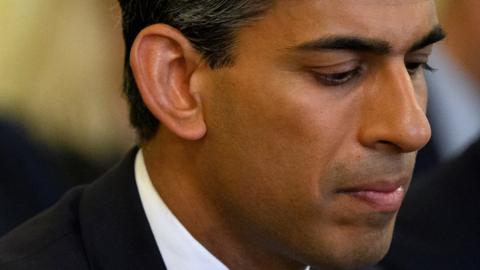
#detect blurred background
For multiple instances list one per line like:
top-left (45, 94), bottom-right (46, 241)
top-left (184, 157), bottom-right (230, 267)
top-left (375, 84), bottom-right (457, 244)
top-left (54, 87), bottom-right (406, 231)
top-left (0, 0), bottom-right (135, 235)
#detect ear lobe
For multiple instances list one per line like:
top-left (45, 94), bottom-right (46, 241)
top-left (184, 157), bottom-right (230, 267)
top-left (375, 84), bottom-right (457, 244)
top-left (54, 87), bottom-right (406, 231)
top-left (130, 24), bottom-right (206, 140)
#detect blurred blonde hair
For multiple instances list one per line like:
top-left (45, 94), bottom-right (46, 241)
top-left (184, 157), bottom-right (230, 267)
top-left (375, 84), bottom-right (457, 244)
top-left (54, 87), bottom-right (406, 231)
top-left (0, 0), bottom-right (134, 161)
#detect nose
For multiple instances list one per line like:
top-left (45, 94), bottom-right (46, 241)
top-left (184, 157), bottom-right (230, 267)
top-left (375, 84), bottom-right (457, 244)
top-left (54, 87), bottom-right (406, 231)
top-left (358, 62), bottom-right (431, 153)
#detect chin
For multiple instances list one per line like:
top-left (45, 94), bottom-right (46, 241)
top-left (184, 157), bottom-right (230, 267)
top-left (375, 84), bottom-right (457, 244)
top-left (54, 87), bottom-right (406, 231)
top-left (309, 244), bottom-right (390, 270)
top-left (305, 218), bottom-right (395, 270)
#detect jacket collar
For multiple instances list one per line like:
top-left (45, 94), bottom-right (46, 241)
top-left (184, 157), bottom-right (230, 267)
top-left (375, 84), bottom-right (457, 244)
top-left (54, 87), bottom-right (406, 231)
top-left (78, 148), bottom-right (167, 270)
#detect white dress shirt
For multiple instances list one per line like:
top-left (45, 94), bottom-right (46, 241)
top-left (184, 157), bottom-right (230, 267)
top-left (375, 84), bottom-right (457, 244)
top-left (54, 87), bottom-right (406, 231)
top-left (135, 150), bottom-right (229, 270)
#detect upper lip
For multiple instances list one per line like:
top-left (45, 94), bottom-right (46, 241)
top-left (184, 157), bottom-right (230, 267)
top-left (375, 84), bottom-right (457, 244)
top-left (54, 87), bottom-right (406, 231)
top-left (336, 176), bottom-right (409, 193)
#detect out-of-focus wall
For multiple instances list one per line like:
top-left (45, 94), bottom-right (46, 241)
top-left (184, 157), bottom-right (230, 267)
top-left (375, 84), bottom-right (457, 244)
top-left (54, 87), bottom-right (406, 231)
top-left (0, 0), bottom-right (134, 162)
top-left (438, 0), bottom-right (480, 83)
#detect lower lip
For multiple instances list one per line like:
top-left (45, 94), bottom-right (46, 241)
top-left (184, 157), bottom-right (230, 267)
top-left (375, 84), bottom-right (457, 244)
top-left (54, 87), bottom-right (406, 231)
top-left (344, 187), bottom-right (405, 212)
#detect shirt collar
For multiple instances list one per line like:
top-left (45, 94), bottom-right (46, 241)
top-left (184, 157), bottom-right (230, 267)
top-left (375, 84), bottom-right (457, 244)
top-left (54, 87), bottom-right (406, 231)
top-left (134, 149), bottom-right (229, 270)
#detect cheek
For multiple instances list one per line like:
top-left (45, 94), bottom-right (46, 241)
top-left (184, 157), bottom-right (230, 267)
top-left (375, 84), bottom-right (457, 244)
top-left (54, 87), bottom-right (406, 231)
top-left (201, 76), bottom-right (373, 258)
top-left (203, 70), bottom-right (360, 208)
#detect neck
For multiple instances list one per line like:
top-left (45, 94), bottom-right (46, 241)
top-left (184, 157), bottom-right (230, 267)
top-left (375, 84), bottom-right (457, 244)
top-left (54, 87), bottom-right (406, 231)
top-left (141, 129), bottom-right (307, 270)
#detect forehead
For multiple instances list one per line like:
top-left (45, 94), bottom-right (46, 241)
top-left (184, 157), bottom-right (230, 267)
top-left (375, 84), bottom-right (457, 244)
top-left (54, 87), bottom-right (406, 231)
top-left (241, 0), bottom-right (438, 53)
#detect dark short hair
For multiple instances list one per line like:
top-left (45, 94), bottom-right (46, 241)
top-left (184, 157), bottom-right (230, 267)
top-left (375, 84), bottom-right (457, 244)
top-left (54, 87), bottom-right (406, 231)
top-left (118, 0), bottom-right (272, 140)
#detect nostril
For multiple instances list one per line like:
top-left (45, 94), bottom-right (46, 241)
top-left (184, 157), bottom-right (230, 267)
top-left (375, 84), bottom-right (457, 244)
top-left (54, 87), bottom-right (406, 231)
top-left (373, 140), bottom-right (405, 153)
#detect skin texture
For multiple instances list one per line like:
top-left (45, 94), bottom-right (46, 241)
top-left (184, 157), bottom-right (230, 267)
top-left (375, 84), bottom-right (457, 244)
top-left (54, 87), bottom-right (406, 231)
top-left (131, 1), bottom-right (441, 269)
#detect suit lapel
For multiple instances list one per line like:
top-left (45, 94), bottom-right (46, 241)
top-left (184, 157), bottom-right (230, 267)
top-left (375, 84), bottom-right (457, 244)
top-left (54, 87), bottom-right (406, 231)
top-left (78, 148), bottom-right (167, 270)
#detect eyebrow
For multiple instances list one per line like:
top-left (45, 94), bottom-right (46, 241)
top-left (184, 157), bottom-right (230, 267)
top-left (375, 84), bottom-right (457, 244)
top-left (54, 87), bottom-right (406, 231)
top-left (408, 25), bottom-right (446, 52)
top-left (294, 25), bottom-right (446, 54)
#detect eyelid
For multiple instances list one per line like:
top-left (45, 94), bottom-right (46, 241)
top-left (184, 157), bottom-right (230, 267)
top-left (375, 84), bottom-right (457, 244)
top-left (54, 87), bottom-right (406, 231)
top-left (405, 51), bottom-right (433, 69)
top-left (405, 50), bottom-right (431, 63)
top-left (408, 43), bottom-right (434, 55)
top-left (307, 59), bottom-right (360, 71)
top-left (311, 65), bottom-right (364, 86)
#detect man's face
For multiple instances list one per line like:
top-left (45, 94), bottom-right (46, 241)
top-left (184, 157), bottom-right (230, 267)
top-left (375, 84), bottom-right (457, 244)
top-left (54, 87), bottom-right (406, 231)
top-left (198, 0), bottom-right (439, 268)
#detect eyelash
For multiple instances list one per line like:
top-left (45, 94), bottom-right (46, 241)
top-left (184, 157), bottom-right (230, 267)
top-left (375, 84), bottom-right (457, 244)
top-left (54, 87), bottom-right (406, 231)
top-left (406, 62), bottom-right (436, 76)
top-left (313, 67), bottom-right (363, 86)
top-left (314, 62), bottom-right (436, 86)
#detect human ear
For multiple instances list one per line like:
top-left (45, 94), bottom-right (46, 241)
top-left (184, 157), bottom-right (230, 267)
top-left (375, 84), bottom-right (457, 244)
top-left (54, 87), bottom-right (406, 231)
top-left (130, 24), bottom-right (206, 140)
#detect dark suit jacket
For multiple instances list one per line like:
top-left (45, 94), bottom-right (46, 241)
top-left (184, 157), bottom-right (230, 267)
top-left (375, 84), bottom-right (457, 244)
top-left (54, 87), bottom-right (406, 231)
top-left (0, 149), bottom-right (167, 269)
top-left (380, 138), bottom-right (480, 269)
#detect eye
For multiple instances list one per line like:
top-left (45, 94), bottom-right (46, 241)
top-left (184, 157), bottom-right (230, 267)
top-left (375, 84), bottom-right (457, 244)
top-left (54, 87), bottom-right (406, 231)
top-left (405, 62), bottom-right (436, 76)
top-left (313, 67), bottom-right (362, 86)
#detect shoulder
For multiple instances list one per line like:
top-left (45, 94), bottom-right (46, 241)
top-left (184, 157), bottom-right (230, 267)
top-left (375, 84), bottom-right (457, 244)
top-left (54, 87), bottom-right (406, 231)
top-left (0, 148), bottom-right (161, 270)
top-left (0, 148), bottom-right (152, 270)
top-left (0, 186), bottom-right (90, 270)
